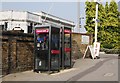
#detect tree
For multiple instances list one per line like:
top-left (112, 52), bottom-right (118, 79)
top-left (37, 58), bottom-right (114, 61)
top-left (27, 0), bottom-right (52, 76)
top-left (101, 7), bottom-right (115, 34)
top-left (97, 3), bottom-right (106, 44)
top-left (85, 0), bottom-right (119, 49)
top-left (85, 1), bottom-right (105, 42)
top-left (85, 1), bottom-right (96, 35)
top-left (104, 0), bottom-right (119, 49)
top-left (105, 2), bottom-right (109, 14)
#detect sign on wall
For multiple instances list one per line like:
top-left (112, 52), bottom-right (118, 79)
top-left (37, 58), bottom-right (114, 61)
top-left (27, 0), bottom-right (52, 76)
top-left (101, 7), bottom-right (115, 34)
top-left (81, 35), bottom-right (89, 44)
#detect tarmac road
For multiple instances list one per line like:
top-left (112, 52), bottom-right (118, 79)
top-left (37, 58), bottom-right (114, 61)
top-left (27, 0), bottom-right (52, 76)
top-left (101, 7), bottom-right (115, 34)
top-left (67, 54), bottom-right (118, 81)
top-left (2, 54), bottom-right (119, 82)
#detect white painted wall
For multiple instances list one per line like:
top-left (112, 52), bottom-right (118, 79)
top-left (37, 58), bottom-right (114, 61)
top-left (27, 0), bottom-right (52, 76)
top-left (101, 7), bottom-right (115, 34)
top-left (7, 21), bottom-right (28, 33)
top-left (12, 11), bottom-right (27, 20)
top-left (27, 12), bottom-right (41, 23)
top-left (0, 10), bottom-right (75, 33)
top-left (0, 11), bottom-right (42, 33)
top-left (0, 21), bottom-right (4, 25)
top-left (0, 11), bottom-right (12, 20)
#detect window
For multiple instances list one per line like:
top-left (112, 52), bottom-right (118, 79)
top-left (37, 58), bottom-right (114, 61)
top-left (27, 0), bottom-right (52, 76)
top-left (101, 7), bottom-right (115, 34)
top-left (28, 23), bottom-right (33, 33)
top-left (4, 22), bottom-right (8, 30)
top-left (0, 22), bottom-right (8, 31)
top-left (0, 25), bottom-right (4, 30)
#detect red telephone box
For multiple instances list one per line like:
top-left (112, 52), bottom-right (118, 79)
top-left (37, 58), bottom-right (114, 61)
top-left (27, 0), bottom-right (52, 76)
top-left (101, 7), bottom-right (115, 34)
top-left (34, 24), bottom-right (72, 73)
top-left (34, 24), bottom-right (61, 72)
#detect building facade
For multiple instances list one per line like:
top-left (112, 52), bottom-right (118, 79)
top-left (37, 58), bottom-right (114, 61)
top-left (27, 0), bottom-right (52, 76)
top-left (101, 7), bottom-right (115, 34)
top-left (0, 10), bottom-right (75, 33)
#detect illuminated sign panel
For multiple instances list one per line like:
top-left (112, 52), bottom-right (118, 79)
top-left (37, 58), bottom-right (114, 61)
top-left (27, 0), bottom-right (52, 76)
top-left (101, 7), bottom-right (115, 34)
top-left (36, 29), bottom-right (49, 34)
top-left (64, 29), bottom-right (71, 34)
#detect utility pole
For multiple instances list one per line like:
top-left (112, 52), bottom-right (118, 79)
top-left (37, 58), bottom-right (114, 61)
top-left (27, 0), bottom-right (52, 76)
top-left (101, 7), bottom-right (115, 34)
top-left (94, 0), bottom-right (101, 59)
top-left (77, 1), bottom-right (80, 30)
top-left (95, 0), bottom-right (99, 42)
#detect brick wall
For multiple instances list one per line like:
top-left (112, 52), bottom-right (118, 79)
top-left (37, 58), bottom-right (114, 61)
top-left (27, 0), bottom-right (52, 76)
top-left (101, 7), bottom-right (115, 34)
top-left (72, 33), bottom-right (93, 58)
top-left (1, 31), bottom-right (34, 75)
top-left (1, 31), bottom-right (92, 75)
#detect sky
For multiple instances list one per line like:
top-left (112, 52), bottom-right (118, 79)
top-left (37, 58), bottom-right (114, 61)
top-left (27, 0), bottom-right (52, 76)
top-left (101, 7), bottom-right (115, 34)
top-left (1, 2), bottom-right (86, 33)
top-left (1, 0), bottom-right (120, 23)
top-left (1, 2), bottom-right (85, 23)
top-left (1, 0), bottom-right (120, 33)
top-left (1, 0), bottom-right (120, 2)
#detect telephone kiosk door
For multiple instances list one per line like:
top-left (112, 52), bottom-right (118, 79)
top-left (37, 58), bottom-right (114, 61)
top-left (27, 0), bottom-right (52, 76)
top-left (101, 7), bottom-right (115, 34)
top-left (34, 27), bottom-right (49, 71)
top-left (51, 27), bottom-right (60, 71)
top-left (64, 27), bottom-right (72, 68)
top-left (34, 25), bottom-right (61, 72)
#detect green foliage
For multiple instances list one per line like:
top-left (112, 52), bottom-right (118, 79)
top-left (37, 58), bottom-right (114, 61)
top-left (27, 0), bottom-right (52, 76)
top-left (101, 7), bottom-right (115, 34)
top-left (85, 1), bottom-right (96, 35)
top-left (85, 0), bottom-right (119, 49)
top-left (100, 48), bottom-right (120, 54)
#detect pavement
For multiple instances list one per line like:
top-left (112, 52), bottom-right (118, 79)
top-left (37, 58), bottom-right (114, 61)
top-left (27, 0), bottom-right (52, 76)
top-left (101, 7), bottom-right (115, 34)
top-left (2, 54), bottom-right (119, 82)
